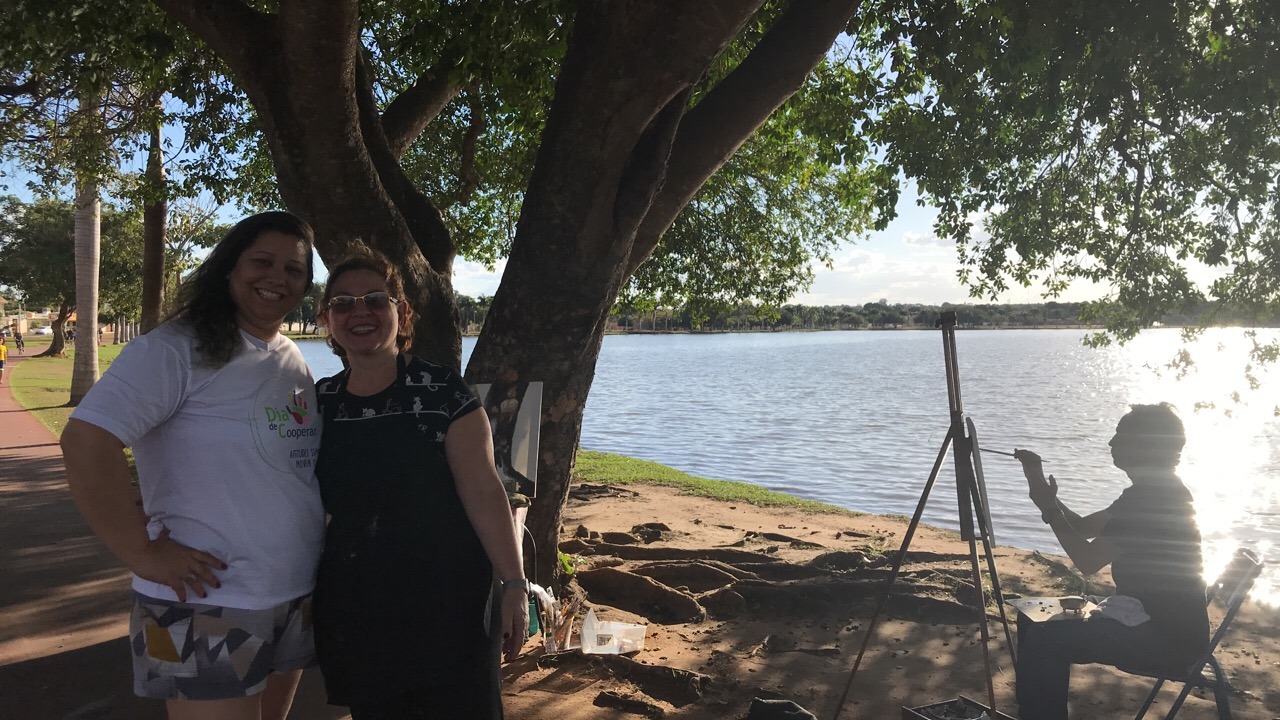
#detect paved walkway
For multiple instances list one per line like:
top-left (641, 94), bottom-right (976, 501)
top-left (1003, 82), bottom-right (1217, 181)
top-left (0, 354), bottom-right (344, 719)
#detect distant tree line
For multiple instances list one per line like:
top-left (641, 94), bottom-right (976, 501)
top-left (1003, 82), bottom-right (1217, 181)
top-left (602, 300), bottom-right (1280, 333)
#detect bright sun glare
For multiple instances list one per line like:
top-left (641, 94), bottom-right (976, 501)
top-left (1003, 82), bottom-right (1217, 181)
top-left (1115, 329), bottom-right (1279, 605)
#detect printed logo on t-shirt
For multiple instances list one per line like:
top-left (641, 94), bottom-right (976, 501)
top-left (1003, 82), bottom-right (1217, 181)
top-left (267, 389), bottom-right (311, 428)
top-left (249, 374), bottom-right (322, 475)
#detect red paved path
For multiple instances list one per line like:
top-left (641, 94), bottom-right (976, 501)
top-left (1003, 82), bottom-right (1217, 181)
top-left (0, 354), bottom-right (344, 719)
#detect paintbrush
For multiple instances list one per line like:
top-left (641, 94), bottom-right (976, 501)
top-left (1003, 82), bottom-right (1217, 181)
top-left (980, 448), bottom-right (1048, 463)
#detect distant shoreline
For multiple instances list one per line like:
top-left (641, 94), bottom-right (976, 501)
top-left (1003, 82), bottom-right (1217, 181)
top-left (608, 323), bottom-right (1109, 335)
top-left (293, 324), bottom-right (1277, 341)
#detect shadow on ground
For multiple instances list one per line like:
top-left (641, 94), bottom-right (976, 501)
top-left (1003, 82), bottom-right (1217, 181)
top-left (0, 638), bottom-right (348, 720)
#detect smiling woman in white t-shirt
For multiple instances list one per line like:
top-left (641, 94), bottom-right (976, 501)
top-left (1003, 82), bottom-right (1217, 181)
top-left (60, 211), bottom-right (326, 720)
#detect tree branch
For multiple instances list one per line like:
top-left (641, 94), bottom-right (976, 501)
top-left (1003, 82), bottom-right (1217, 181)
top-left (353, 52), bottom-right (455, 273)
top-left (614, 89), bottom-right (691, 237)
top-left (627, 0), bottom-right (862, 276)
top-left (381, 60), bottom-right (464, 159)
top-left (453, 96), bottom-right (486, 207)
top-left (0, 78), bottom-right (43, 97)
top-left (151, 0), bottom-right (271, 82)
top-left (511, 0), bottom-right (764, 276)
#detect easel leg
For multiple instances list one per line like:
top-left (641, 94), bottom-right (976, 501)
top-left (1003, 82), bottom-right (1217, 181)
top-left (967, 534), bottom-right (998, 711)
top-left (829, 429), bottom-right (954, 720)
top-left (964, 447), bottom-right (1018, 713)
top-left (976, 508), bottom-right (1018, 665)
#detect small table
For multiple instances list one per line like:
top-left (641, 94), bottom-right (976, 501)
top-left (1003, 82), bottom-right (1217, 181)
top-left (1007, 596), bottom-right (1098, 623)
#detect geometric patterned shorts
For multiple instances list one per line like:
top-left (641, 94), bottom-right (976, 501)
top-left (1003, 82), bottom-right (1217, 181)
top-left (129, 591), bottom-right (315, 700)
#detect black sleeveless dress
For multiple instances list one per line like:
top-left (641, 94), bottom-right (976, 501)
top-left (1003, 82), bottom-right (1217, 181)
top-left (313, 355), bottom-right (501, 715)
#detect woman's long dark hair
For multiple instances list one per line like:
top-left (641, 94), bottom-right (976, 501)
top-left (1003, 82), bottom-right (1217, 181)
top-left (166, 211), bottom-right (315, 367)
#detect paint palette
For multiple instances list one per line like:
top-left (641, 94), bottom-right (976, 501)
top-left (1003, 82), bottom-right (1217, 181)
top-left (1006, 596), bottom-right (1097, 622)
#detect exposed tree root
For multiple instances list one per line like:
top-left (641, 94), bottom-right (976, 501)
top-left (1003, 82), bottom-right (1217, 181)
top-left (576, 566), bottom-right (706, 623)
top-left (560, 538), bottom-right (781, 565)
top-left (632, 561), bottom-right (743, 593)
top-left (594, 689), bottom-right (666, 717)
top-left (733, 561), bottom-right (829, 582)
top-left (588, 654), bottom-right (710, 706)
top-left (569, 483), bottom-right (642, 501)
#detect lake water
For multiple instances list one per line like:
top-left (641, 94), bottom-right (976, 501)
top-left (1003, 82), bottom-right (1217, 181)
top-left (299, 328), bottom-right (1280, 604)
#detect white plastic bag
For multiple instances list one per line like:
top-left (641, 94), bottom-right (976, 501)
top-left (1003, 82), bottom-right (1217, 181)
top-left (580, 608), bottom-right (647, 654)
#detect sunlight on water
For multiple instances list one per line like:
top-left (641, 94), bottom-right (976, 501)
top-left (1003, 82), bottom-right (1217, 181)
top-left (1114, 329), bottom-right (1279, 604)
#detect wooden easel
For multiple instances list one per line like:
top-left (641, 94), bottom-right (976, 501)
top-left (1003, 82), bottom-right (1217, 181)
top-left (830, 311), bottom-right (1016, 719)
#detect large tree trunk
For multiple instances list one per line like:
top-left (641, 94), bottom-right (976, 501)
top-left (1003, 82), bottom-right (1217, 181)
top-left (141, 108), bottom-right (166, 332)
top-left (468, 0), bottom-right (861, 585)
top-left (466, 0), bottom-right (765, 586)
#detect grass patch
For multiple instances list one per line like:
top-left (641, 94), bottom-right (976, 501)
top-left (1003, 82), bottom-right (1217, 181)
top-left (9, 343), bottom-right (126, 437)
top-left (574, 449), bottom-right (862, 516)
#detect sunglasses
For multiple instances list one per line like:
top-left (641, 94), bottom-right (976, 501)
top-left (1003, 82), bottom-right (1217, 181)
top-left (325, 292), bottom-right (399, 314)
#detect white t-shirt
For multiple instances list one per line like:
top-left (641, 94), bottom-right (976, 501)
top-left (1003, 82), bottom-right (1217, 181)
top-left (71, 323), bottom-right (325, 609)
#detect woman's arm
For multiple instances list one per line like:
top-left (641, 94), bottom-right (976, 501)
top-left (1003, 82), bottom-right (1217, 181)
top-left (1015, 448), bottom-right (1117, 574)
top-left (1045, 509), bottom-right (1118, 575)
top-left (445, 407), bottom-right (529, 660)
top-left (61, 419), bottom-right (225, 601)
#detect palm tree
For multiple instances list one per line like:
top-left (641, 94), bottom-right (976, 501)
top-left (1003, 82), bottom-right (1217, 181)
top-left (69, 90), bottom-right (103, 405)
top-left (141, 103), bottom-right (166, 333)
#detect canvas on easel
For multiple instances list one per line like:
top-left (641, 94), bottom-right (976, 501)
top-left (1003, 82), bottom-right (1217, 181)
top-left (473, 380), bottom-right (543, 499)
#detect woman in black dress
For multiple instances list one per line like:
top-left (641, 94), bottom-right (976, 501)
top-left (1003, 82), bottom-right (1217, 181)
top-left (313, 251), bottom-right (528, 719)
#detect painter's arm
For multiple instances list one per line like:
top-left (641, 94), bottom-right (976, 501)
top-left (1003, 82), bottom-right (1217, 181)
top-left (1015, 449), bottom-right (1117, 575)
top-left (1044, 508), bottom-right (1117, 576)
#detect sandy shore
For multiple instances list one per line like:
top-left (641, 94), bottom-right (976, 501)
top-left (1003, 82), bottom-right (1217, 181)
top-left (498, 482), bottom-right (1280, 720)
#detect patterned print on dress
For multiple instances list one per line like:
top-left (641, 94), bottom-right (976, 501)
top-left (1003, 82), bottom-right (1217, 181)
top-left (450, 391), bottom-right (475, 417)
top-left (404, 370), bottom-right (443, 389)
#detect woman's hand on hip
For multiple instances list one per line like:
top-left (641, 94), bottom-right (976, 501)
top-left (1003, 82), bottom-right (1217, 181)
top-left (130, 527), bottom-right (227, 602)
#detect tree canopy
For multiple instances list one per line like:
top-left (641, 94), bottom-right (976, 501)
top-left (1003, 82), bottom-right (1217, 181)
top-left (0, 194), bottom-right (143, 320)
top-left (866, 0), bottom-right (1280, 351)
top-left (3, 0), bottom-right (1278, 581)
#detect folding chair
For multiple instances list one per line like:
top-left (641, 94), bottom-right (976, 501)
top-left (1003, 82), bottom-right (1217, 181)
top-left (1131, 547), bottom-right (1264, 720)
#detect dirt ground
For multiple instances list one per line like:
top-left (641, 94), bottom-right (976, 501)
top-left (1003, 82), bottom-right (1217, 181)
top-left (4, 474), bottom-right (1278, 720)
top-left (497, 483), bottom-right (1280, 720)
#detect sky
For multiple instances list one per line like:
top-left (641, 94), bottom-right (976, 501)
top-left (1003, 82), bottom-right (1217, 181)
top-left (446, 179), bottom-right (1106, 307)
top-left (6, 159), bottom-right (1105, 308)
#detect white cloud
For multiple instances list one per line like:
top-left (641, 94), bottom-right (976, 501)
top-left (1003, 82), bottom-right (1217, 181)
top-left (901, 230), bottom-right (951, 248)
top-left (452, 258), bottom-right (505, 298)
top-left (797, 247), bottom-right (971, 305)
